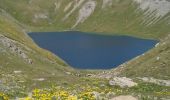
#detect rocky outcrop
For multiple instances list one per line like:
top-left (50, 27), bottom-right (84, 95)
top-left (63, 0), bottom-right (85, 21)
top-left (34, 13), bottom-right (48, 19)
top-left (109, 77), bottom-right (138, 88)
top-left (134, 0), bottom-right (170, 26)
top-left (64, 1), bottom-right (73, 12)
top-left (54, 1), bottom-right (61, 11)
top-left (72, 0), bottom-right (96, 28)
top-left (139, 77), bottom-right (170, 86)
top-left (111, 95), bottom-right (138, 100)
top-left (0, 73), bottom-right (26, 94)
top-left (0, 34), bottom-right (33, 64)
top-left (33, 13), bottom-right (49, 23)
top-left (134, 0), bottom-right (170, 17)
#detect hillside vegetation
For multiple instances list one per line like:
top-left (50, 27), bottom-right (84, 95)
top-left (0, 0), bottom-right (170, 99)
top-left (0, 7), bottom-right (81, 97)
top-left (0, 0), bottom-right (170, 39)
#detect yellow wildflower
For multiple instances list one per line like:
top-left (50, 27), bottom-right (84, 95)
top-left (68, 95), bottom-right (78, 100)
top-left (59, 91), bottom-right (69, 97)
top-left (23, 97), bottom-right (32, 100)
top-left (0, 92), bottom-right (9, 100)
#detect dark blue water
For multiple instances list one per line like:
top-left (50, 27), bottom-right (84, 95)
top-left (28, 31), bottom-right (158, 69)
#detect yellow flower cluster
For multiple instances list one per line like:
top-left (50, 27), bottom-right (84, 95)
top-left (15, 82), bottom-right (122, 100)
top-left (0, 92), bottom-right (9, 100)
top-left (0, 85), bottom-right (121, 100)
top-left (78, 92), bottom-right (95, 100)
top-left (20, 88), bottom-right (95, 100)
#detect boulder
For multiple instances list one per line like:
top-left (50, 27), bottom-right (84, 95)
top-left (28, 59), bottom-right (33, 64)
top-left (65, 72), bottom-right (71, 75)
top-left (111, 95), bottom-right (138, 100)
top-left (139, 77), bottom-right (170, 86)
top-left (109, 77), bottom-right (137, 88)
top-left (14, 71), bottom-right (22, 74)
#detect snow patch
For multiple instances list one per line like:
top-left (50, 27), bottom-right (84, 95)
top-left (72, 0), bottom-right (96, 28)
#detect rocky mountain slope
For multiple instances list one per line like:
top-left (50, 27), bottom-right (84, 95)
top-left (0, 0), bottom-right (170, 38)
top-left (119, 33), bottom-right (170, 79)
top-left (0, 0), bottom-right (170, 99)
top-left (0, 11), bottom-right (82, 96)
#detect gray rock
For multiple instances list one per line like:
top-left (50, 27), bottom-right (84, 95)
top-left (28, 59), bottom-right (33, 64)
top-left (0, 34), bottom-right (33, 64)
top-left (14, 71), bottom-right (22, 74)
top-left (65, 72), bottom-right (71, 75)
top-left (72, 0), bottom-right (96, 28)
top-left (156, 57), bottom-right (160, 61)
top-left (86, 74), bottom-right (93, 77)
top-left (21, 53), bottom-right (27, 59)
top-left (139, 77), bottom-right (170, 86)
top-left (111, 95), bottom-right (138, 100)
top-left (109, 77), bottom-right (138, 88)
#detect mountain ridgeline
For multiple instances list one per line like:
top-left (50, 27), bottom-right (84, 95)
top-left (0, 0), bottom-right (170, 39)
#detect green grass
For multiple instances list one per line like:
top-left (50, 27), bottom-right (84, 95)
top-left (0, 0), bottom-right (170, 99)
top-left (118, 34), bottom-right (170, 79)
top-left (0, 0), bottom-right (169, 39)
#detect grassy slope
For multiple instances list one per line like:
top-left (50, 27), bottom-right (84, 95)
top-left (0, 0), bottom-right (169, 98)
top-left (78, 2), bottom-right (170, 39)
top-left (0, 6), bottom-right (111, 98)
top-left (0, 11), bottom-right (85, 96)
top-left (116, 34), bottom-right (170, 79)
top-left (0, 10), bottom-right (68, 68)
top-left (0, 0), bottom-right (169, 77)
top-left (0, 0), bottom-right (169, 80)
top-left (0, 0), bottom-right (170, 39)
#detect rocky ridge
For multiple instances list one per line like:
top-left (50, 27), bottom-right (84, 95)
top-left (0, 34), bottom-right (33, 64)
